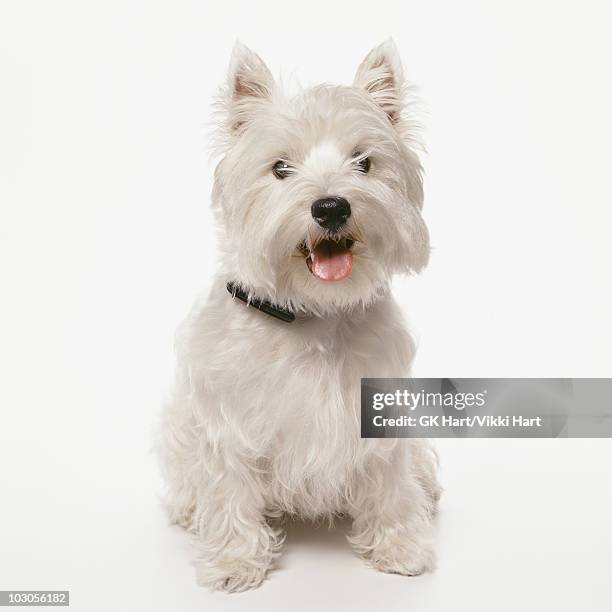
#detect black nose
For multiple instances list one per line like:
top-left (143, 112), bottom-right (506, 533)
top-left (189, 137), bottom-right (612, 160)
top-left (311, 196), bottom-right (351, 231)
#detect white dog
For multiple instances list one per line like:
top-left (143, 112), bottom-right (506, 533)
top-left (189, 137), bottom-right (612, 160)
top-left (159, 39), bottom-right (441, 592)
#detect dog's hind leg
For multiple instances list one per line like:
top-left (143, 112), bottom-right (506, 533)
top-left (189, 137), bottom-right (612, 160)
top-left (158, 394), bottom-right (200, 531)
top-left (411, 439), bottom-right (442, 514)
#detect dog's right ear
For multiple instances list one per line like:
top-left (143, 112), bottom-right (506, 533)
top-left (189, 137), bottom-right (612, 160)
top-left (225, 42), bottom-right (274, 135)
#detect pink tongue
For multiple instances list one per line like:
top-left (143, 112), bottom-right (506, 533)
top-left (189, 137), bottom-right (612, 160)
top-left (310, 244), bottom-right (353, 281)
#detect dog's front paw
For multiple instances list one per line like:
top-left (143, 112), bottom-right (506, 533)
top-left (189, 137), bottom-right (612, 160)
top-left (370, 536), bottom-right (436, 576)
top-left (196, 559), bottom-right (269, 593)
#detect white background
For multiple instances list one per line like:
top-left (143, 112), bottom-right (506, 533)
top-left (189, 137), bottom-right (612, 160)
top-left (1, 1), bottom-right (611, 611)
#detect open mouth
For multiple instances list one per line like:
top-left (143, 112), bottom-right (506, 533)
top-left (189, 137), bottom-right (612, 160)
top-left (298, 237), bottom-right (355, 282)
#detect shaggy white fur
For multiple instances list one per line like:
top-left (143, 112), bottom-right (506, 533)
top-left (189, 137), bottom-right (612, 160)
top-left (159, 39), bottom-right (441, 592)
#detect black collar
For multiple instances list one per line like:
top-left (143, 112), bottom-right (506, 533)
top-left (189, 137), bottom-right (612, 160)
top-left (226, 281), bottom-right (295, 323)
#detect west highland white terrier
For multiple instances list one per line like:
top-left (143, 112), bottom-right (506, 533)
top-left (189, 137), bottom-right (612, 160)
top-left (159, 39), bottom-right (441, 592)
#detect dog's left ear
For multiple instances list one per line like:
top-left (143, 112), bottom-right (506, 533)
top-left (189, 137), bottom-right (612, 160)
top-left (354, 39), bottom-right (404, 124)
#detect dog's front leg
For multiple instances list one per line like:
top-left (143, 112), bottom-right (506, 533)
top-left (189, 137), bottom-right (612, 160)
top-left (347, 444), bottom-right (436, 576)
top-left (191, 447), bottom-right (282, 592)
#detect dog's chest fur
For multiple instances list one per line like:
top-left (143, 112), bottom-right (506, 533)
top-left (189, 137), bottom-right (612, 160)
top-left (182, 279), bottom-right (414, 518)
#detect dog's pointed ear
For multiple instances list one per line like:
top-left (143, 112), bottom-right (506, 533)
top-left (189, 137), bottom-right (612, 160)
top-left (225, 42), bottom-right (274, 134)
top-left (354, 39), bottom-right (404, 124)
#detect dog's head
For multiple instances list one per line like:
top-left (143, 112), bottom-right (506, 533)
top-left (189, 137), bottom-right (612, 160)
top-left (212, 40), bottom-right (429, 314)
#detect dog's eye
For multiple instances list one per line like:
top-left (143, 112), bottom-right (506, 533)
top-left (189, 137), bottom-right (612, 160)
top-left (272, 160), bottom-right (293, 180)
top-left (353, 153), bottom-right (371, 174)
